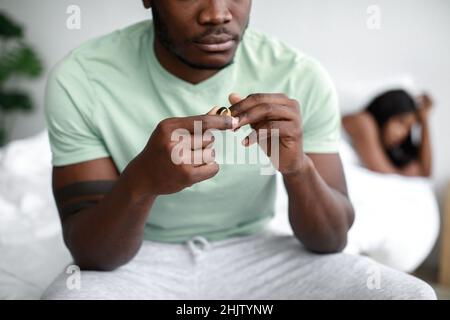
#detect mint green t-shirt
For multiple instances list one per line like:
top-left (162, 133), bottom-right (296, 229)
top-left (44, 20), bottom-right (341, 243)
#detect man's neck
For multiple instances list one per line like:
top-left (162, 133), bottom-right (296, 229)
top-left (153, 38), bottom-right (219, 85)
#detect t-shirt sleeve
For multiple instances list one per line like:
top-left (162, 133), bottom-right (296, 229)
top-left (294, 57), bottom-right (341, 153)
top-left (44, 55), bottom-right (110, 166)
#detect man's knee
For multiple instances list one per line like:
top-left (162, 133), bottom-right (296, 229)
top-left (364, 263), bottom-right (436, 300)
top-left (387, 277), bottom-right (436, 300)
top-left (330, 254), bottom-right (436, 300)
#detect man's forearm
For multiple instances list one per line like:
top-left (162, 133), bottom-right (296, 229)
top-left (63, 154), bottom-right (157, 271)
top-left (283, 156), bottom-right (354, 253)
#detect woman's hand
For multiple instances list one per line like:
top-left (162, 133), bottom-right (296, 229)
top-left (417, 93), bottom-right (433, 123)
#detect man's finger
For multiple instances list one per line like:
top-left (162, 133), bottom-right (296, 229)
top-left (181, 134), bottom-right (215, 150)
top-left (170, 130), bottom-right (215, 150)
top-left (179, 145), bottom-right (215, 166)
top-left (236, 103), bottom-right (296, 129)
top-left (191, 135), bottom-right (214, 150)
top-left (189, 162), bottom-right (220, 183)
top-left (229, 93), bottom-right (293, 117)
top-left (196, 144), bottom-right (215, 165)
top-left (242, 121), bottom-right (283, 147)
top-left (228, 93), bottom-right (243, 105)
top-left (176, 115), bottom-right (239, 133)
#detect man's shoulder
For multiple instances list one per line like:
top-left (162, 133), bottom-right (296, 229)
top-left (49, 20), bottom-right (151, 88)
top-left (73, 20), bottom-right (149, 57)
top-left (240, 29), bottom-right (327, 78)
top-left (53, 21), bottom-right (150, 74)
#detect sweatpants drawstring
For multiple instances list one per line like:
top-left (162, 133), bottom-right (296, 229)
top-left (186, 235), bottom-right (211, 260)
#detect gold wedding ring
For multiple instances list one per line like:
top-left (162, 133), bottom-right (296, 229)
top-left (216, 107), bottom-right (231, 117)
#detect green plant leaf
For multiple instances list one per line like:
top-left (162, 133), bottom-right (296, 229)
top-left (0, 91), bottom-right (33, 112)
top-left (0, 45), bottom-right (43, 83)
top-left (15, 46), bottom-right (43, 77)
top-left (0, 127), bottom-right (7, 147)
top-left (0, 11), bottom-right (23, 39)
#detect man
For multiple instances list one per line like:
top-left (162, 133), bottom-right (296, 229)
top-left (42, 0), bottom-right (435, 299)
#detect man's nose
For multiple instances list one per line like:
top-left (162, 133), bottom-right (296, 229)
top-left (198, 0), bottom-right (232, 25)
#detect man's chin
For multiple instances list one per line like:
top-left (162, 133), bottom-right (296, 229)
top-left (187, 60), bottom-right (235, 71)
top-left (177, 55), bottom-right (235, 71)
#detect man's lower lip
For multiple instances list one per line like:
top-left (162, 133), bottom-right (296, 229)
top-left (194, 40), bottom-right (235, 53)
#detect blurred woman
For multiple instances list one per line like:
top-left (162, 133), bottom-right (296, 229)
top-left (343, 89), bottom-right (433, 177)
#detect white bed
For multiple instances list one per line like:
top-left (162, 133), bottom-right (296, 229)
top-left (0, 130), bottom-right (440, 299)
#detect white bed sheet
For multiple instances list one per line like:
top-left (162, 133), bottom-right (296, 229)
top-left (0, 131), bottom-right (72, 299)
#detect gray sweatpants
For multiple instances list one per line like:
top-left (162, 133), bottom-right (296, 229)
top-left (41, 227), bottom-right (436, 300)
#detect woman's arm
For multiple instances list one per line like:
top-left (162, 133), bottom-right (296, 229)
top-left (342, 112), bottom-right (426, 177)
top-left (415, 94), bottom-right (433, 177)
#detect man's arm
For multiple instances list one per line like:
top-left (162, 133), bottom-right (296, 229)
top-left (282, 153), bottom-right (354, 253)
top-left (53, 115), bottom-right (235, 271)
top-left (53, 156), bottom-right (158, 271)
top-left (229, 93), bottom-right (354, 254)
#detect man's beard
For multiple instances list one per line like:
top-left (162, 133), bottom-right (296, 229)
top-left (151, 7), bottom-right (247, 70)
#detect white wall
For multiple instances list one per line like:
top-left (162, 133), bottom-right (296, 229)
top-left (250, 0), bottom-right (450, 197)
top-left (1, 1), bottom-right (449, 198)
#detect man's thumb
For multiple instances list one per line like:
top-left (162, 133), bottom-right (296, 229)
top-left (229, 93), bottom-right (243, 105)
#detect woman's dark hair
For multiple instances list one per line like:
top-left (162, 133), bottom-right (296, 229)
top-left (366, 89), bottom-right (417, 127)
top-left (365, 89), bottom-right (419, 168)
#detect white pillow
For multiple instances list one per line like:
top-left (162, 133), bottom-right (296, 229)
top-left (0, 131), bottom-right (71, 299)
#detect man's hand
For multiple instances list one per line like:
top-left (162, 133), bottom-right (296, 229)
top-left (134, 114), bottom-right (238, 196)
top-left (229, 93), bottom-right (305, 176)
